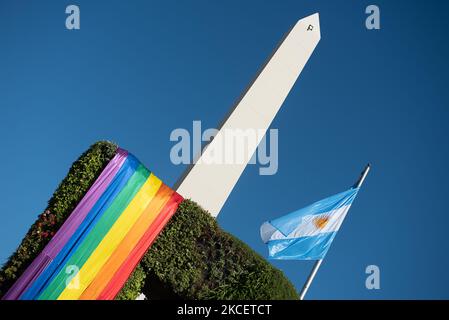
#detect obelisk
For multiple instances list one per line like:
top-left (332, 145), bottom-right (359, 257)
top-left (175, 13), bottom-right (321, 217)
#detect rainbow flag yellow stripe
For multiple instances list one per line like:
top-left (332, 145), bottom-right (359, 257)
top-left (58, 174), bottom-right (162, 300)
top-left (79, 184), bottom-right (174, 300)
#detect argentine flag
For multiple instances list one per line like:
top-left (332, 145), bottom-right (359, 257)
top-left (260, 188), bottom-right (359, 260)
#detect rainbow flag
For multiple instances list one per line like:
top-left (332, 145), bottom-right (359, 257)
top-left (3, 149), bottom-right (183, 300)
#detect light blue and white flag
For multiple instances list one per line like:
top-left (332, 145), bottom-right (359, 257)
top-left (260, 188), bottom-right (359, 260)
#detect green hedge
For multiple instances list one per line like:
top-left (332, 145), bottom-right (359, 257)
top-left (0, 141), bottom-right (298, 300)
top-left (117, 199), bottom-right (298, 300)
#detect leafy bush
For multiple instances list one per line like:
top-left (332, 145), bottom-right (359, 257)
top-left (0, 141), bottom-right (298, 300)
top-left (116, 200), bottom-right (298, 300)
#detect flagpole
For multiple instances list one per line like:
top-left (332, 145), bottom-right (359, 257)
top-left (299, 259), bottom-right (323, 300)
top-left (298, 164), bottom-right (371, 300)
top-left (354, 164), bottom-right (371, 189)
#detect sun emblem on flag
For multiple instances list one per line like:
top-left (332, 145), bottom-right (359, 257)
top-left (313, 216), bottom-right (329, 230)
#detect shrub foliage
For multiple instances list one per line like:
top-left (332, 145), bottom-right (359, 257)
top-left (117, 200), bottom-right (298, 300)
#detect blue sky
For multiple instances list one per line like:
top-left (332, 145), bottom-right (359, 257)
top-left (1, 0), bottom-right (448, 299)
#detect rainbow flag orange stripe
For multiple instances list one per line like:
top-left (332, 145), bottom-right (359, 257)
top-left (79, 184), bottom-right (174, 299)
top-left (98, 191), bottom-right (183, 300)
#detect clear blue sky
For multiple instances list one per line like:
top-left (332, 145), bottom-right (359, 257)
top-left (1, 0), bottom-right (448, 299)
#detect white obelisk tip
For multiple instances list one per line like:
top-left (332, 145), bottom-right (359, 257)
top-left (308, 13), bottom-right (320, 38)
top-left (291, 13), bottom-right (321, 48)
